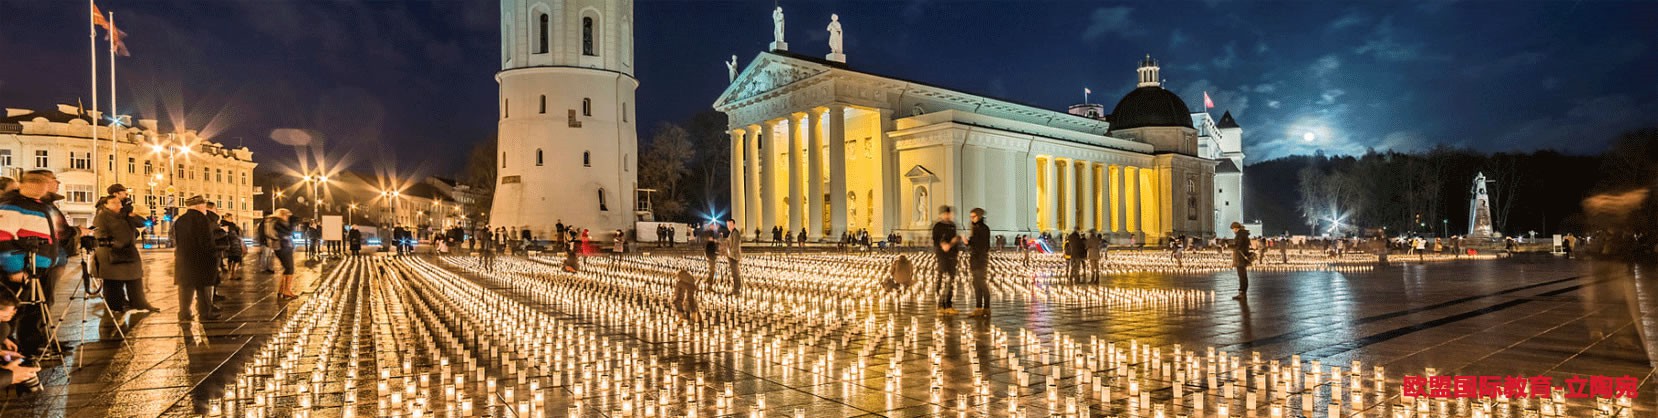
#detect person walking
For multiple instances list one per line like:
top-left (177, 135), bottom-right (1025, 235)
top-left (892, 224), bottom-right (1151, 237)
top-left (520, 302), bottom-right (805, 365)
top-left (92, 195), bottom-right (153, 314)
top-left (931, 206), bottom-right (961, 315)
top-left (723, 220), bottom-right (743, 295)
top-left (219, 213), bottom-right (246, 281)
top-left (967, 208), bottom-right (991, 318)
top-left (265, 209), bottom-right (297, 298)
top-left (174, 196), bottom-right (220, 321)
top-left (1231, 222), bottom-right (1252, 300)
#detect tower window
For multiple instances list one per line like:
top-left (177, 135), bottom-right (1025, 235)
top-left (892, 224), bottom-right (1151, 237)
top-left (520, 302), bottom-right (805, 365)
top-left (582, 17), bottom-right (596, 56)
top-left (536, 149), bottom-right (544, 166)
top-left (583, 151), bottom-right (591, 167)
top-left (502, 152), bottom-right (507, 168)
top-left (503, 99), bottom-right (509, 118)
top-left (622, 102), bottom-right (627, 122)
top-left (539, 95), bottom-right (547, 114)
top-left (582, 98), bottom-right (592, 116)
top-left (598, 188), bottom-right (608, 211)
top-left (536, 13), bottom-right (549, 54)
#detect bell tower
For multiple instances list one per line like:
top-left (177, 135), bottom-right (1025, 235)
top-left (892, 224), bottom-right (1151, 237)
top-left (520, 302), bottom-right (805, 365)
top-left (493, 0), bottom-right (639, 237)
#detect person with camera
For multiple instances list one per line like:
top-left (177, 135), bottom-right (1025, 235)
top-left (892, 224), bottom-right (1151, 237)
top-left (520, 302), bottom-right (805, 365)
top-left (174, 196), bottom-right (221, 321)
top-left (0, 170), bottom-right (80, 358)
top-left (93, 195), bottom-right (154, 314)
top-left (0, 291), bottom-right (42, 393)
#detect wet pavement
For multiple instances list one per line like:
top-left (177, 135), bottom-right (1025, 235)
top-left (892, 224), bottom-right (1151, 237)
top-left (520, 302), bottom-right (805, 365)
top-left (0, 248), bottom-right (1652, 417)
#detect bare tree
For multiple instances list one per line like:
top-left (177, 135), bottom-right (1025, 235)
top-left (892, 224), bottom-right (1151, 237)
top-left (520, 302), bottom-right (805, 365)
top-left (639, 123), bottom-right (696, 220)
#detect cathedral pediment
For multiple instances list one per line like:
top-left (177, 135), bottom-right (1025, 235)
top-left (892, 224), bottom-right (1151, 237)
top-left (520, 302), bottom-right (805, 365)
top-left (712, 52), bottom-right (833, 110)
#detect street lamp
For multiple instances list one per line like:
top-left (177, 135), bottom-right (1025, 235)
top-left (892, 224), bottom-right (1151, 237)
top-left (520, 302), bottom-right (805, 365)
top-left (349, 203), bottom-right (358, 225)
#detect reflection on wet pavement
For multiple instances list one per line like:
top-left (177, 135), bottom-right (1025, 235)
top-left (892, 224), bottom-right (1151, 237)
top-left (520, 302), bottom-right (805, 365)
top-left (0, 249), bottom-right (1651, 417)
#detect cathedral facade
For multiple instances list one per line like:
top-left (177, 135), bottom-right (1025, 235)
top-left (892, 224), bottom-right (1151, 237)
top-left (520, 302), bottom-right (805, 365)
top-left (715, 48), bottom-right (1246, 244)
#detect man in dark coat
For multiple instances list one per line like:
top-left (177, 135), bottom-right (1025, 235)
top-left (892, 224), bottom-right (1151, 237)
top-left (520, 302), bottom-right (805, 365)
top-left (1086, 232), bottom-right (1104, 283)
top-left (1231, 222), bottom-right (1252, 300)
top-left (967, 208), bottom-right (991, 317)
top-left (1064, 229), bottom-right (1084, 283)
top-left (931, 206), bottom-right (960, 314)
top-left (173, 196), bottom-right (220, 321)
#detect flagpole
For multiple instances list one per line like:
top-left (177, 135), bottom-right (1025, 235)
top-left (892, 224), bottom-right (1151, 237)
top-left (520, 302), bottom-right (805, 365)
top-left (109, 11), bottom-right (119, 184)
top-left (90, 0), bottom-right (100, 189)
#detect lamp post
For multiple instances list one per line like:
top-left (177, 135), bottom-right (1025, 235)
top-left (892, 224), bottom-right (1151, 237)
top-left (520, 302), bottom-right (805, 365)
top-left (349, 203), bottom-right (358, 225)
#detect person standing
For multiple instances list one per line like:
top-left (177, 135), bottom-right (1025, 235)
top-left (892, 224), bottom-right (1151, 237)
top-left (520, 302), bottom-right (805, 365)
top-left (723, 220), bottom-right (743, 295)
top-left (347, 227), bottom-right (362, 256)
top-left (931, 206), bottom-right (961, 315)
top-left (1231, 222), bottom-right (1252, 300)
top-left (93, 195), bottom-right (152, 314)
top-left (219, 213), bottom-right (246, 281)
top-left (702, 222), bottom-right (721, 283)
top-left (966, 208), bottom-right (991, 318)
top-left (1086, 231), bottom-right (1103, 283)
top-left (265, 209), bottom-right (297, 299)
top-left (0, 170), bottom-right (80, 357)
top-left (174, 196), bottom-right (220, 321)
top-left (1065, 229), bottom-right (1085, 283)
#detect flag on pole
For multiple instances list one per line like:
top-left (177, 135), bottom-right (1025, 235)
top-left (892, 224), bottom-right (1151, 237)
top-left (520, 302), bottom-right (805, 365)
top-left (91, 3), bottom-right (109, 29)
top-left (1203, 91), bottom-right (1215, 109)
top-left (107, 13), bottom-right (129, 56)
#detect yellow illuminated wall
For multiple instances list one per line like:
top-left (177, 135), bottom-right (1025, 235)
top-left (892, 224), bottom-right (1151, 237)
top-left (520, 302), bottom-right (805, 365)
top-left (1108, 165), bottom-right (1121, 233)
top-left (1035, 157), bottom-right (1050, 232)
top-left (1140, 168), bottom-right (1160, 237)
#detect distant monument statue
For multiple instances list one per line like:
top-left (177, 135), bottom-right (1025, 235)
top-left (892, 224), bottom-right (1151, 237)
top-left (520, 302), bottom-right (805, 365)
top-left (770, 6), bottom-right (788, 51)
top-left (726, 55), bottom-right (738, 83)
top-left (1468, 172), bottom-right (1495, 238)
top-left (825, 14), bottom-right (845, 63)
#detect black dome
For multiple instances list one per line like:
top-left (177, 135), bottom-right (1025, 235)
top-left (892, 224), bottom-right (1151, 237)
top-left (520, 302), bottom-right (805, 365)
top-left (1108, 87), bottom-right (1193, 131)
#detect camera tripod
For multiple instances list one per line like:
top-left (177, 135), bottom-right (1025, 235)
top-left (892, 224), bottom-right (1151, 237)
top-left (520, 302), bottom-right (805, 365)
top-left (55, 256), bottom-right (135, 366)
top-left (15, 248), bottom-right (64, 362)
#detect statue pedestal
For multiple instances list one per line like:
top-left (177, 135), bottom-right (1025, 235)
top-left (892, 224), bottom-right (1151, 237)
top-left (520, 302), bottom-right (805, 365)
top-left (770, 41), bottom-right (789, 51)
top-left (825, 52), bottom-right (846, 63)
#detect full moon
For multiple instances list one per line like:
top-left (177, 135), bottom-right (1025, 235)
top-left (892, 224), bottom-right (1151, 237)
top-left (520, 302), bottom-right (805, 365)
top-left (1302, 132), bottom-right (1317, 142)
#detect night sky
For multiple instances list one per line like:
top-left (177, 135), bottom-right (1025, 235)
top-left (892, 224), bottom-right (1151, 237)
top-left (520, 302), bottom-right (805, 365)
top-left (2, 0), bottom-right (1654, 176)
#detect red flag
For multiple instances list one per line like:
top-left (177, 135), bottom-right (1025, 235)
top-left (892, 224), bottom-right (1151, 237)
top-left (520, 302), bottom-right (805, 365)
top-left (92, 3), bottom-right (110, 30)
top-left (1203, 91), bottom-right (1215, 109)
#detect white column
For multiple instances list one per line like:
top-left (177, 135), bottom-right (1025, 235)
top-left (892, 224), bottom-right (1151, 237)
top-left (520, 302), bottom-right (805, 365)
top-left (1109, 164), bottom-right (1123, 233)
top-left (806, 109), bottom-right (823, 240)
top-left (1044, 157), bottom-right (1059, 233)
top-left (744, 126), bottom-right (761, 233)
top-left (759, 120), bottom-right (779, 233)
top-left (827, 105), bottom-right (848, 238)
top-left (730, 129), bottom-right (745, 230)
top-left (1081, 161), bottom-right (1095, 233)
top-left (786, 113), bottom-right (804, 234)
top-left (1061, 159), bottom-right (1076, 232)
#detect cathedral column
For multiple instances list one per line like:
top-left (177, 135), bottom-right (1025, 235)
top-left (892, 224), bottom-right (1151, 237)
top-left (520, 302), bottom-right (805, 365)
top-left (806, 109), bottom-right (824, 240)
top-left (827, 105), bottom-right (848, 238)
top-left (729, 129), bottom-right (746, 232)
top-left (1081, 161), bottom-right (1095, 233)
top-left (759, 120), bottom-right (779, 233)
top-left (1125, 166), bottom-right (1140, 237)
top-left (1108, 164), bottom-right (1123, 233)
top-left (1043, 157), bottom-right (1059, 232)
top-left (744, 125), bottom-right (762, 233)
top-left (786, 113), bottom-right (804, 234)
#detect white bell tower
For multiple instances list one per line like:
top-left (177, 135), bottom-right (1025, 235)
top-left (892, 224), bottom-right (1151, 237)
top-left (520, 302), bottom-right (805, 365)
top-left (493, 0), bottom-right (638, 237)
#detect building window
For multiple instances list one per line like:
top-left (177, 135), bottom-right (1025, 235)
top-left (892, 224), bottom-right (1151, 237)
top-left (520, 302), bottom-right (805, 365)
top-left (216, 169), bottom-right (223, 183)
top-left (127, 157), bottom-right (136, 173)
top-left (0, 150), bottom-right (11, 168)
top-left (108, 155), bottom-right (115, 171)
top-left (65, 184), bottom-right (94, 204)
top-left (622, 103), bottom-right (628, 122)
top-left (34, 150), bottom-right (48, 168)
top-left (144, 161), bottom-right (152, 175)
top-left (582, 17), bottom-right (596, 56)
top-left (536, 149), bottom-right (544, 166)
top-left (242, 171), bottom-right (248, 185)
top-left (539, 95), bottom-right (547, 114)
top-left (583, 151), bottom-right (590, 167)
top-left (71, 152), bottom-right (91, 170)
top-left (598, 188), bottom-right (607, 211)
top-left (176, 164), bottom-right (184, 179)
top-left (536, 13), bottom-right (550, 54)
top-left (503, 99), bottom-right (508, 118)
top-left (501, 152), bottom-right (507, 168)
top-left (581, 98), bottom-right (592, 116)
top-left (202, 167), bottom-right (209, 181)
